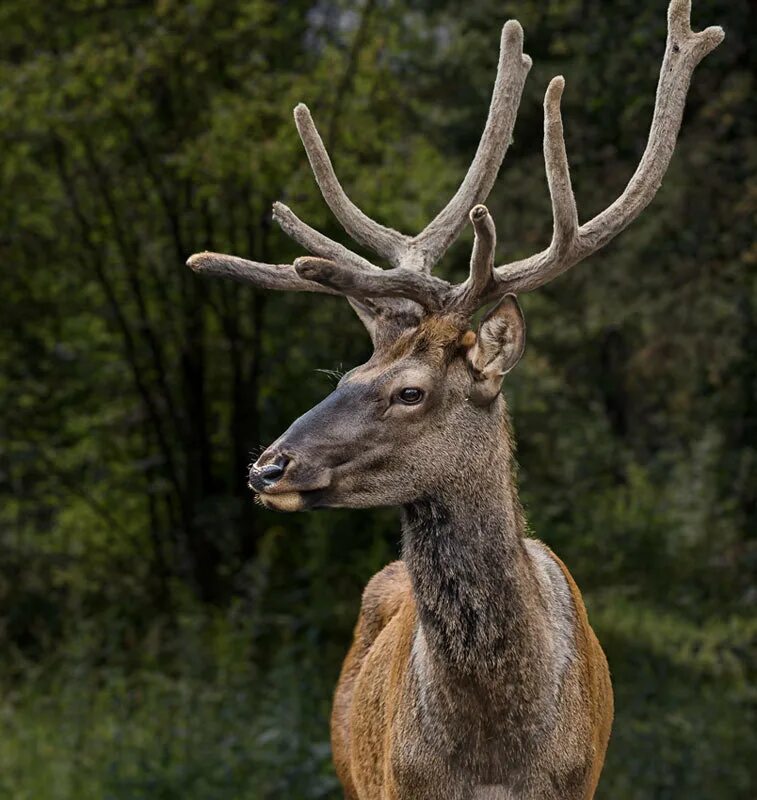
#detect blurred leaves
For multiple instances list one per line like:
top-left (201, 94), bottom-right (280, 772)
top-left (0, 0), bottom-right (755, 797)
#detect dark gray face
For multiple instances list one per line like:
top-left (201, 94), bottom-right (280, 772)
top-left (248, 299), bottom-right (526, 512)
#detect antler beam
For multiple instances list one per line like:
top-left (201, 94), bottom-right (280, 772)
top-left (293, 258), bottom-right (451, 311)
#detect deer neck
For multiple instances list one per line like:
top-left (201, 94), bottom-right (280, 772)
top-left (400, 408), bottom-right (547, 686)
top-left (399, 412), bottom-right (569, 778)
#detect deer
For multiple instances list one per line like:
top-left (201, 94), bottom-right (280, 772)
top-left (187, 2), bottom-right (723, 797)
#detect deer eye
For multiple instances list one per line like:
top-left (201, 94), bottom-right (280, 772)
top-left (396, 387), bottom-right (425, 405)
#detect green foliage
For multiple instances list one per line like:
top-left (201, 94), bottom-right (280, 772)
top-left (0, 0), bottom-right (754, 797)
top-left (0, 617), bottom-right (339, 799)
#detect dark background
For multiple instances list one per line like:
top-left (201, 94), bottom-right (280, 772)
top-left (0, 0), bottom-right (754, 797)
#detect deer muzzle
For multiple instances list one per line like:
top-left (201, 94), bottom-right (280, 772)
top-left (248, 382), bottom-right (380, 511)
top-left (249, 444), bottom-right (333, 512)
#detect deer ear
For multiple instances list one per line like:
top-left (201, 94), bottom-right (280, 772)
top-left (467, 294), bottom-right (525, 405)
top-left (346, 297), bottom-right (380, 344)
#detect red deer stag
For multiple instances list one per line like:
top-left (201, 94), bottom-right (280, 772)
top-left (188, 1), bottom-right (723, 797)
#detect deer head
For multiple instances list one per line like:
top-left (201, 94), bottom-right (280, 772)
top-left (188, 0), bottom-right (723, 514)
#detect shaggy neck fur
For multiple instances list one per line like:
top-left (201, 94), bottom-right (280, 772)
top-left (400, 400), bottom-right (556, 766)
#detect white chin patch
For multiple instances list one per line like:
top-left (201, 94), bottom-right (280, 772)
top-left (259, 492), bottom-right (304, 512)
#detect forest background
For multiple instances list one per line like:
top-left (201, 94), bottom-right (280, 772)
top-left (0, 0), bottom-right (754, 797)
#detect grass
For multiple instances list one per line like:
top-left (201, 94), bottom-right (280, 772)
top-left (0, 598), bottom-right (753, 799)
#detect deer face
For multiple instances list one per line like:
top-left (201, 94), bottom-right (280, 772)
top-left (249, 297), bottom-right (525, 511)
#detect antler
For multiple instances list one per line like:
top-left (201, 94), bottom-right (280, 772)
top-left (188, 0), bottom-right (723, 326)
top-left (188, 19), bottom-right (531, 301)
top-left (483, 0), bottom-right (725, 302)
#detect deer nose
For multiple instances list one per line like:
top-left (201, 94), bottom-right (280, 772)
top-left (249, 454), bottom-right (290, 491)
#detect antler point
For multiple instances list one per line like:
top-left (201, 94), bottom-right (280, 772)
top-left (293, 102), bottom-right (311, 123)
top-left (667, 0), bottom-right (691, 20)
top-left (701, 25), bottom-right (725, 47)
top-left (667, 0), bottom-right (695, 39)
top-left (186, 252), bottom-right (207, 271)
top-left (546, 76), bottom-right (566, 104)
top-left (501, 19), bottom-right (524, 48)
top-left (470, 204), bottom-right (489, 222)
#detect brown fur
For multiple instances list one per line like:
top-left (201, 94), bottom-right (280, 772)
top-left (332, 548), bottom-right (612, 799)
top-left (331, 563), bottom-right (413, 798)
top-left (549, 552), bottom-right (614, 799)
top-left (383, 315), bottom-right (466, 364)
top-left (460, 330), bottom-right (477, 349)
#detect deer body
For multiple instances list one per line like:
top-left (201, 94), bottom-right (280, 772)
top-left (331, 424), bottom-right (613, 799)
top-left (187, 2), bottom-right (722, 796)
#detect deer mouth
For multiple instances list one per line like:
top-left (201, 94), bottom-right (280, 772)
top-left (248, 450), bottom-right (333, 512)
top-left (249, 459), bottom-right (332, 512)
top-left (255, 487), bottom-right (327, 513)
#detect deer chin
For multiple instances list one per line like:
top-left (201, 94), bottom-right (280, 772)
top-left (257, 491), bottom-right (306, 512)
top-left (256, 487), bottom-right (328, 513)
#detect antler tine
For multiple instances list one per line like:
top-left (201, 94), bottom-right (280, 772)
top-left (187, 252), bottom-right (341, 296)
top-left (542, 76), bottom-right (578, 259)
top-left (272, 201), bottom-right (379, 273)
top-left (467, 205), bottom-right (497, 294)
top-left (410, 20), bottom-right (532, 272)
top-left (186, 197), bottom-right (386, 304)
top-left (448, 204), bottom-right (498, 315)
top-left (493, 0), bottom-right (724, 296)
top-left (293, 104), bottom-right (411, 267)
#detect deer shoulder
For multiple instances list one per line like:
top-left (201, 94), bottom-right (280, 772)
top-left (331, 562), bottom-right (413, 799)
